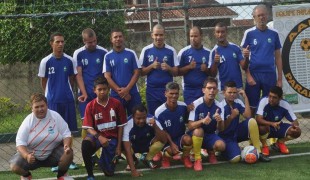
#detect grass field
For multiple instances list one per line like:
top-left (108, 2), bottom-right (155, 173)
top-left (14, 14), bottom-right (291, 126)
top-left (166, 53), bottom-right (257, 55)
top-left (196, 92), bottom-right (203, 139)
top-left (1, 143), bottom-right (309, 180)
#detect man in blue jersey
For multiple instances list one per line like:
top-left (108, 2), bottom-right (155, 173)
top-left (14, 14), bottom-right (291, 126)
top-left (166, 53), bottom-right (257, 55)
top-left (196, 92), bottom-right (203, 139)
top-left (188, 77), bottom-right (225, 171)
top-left (140, 24), bottom-right (179, 115)
top-left (256, 86), bottom-right (301, 156)
top-left (73, 28), bottom-right (108, 140)
top-left (209, 22), bottom-right (249, 101)
top-left (123, 105), bottom-right (167, 177)
top-left (155, 82), bottom-right (193, 169)
top-left (178, 26), bottom-right (210, 106)
top-left (103, 29), bottom-right (142, 116)
top-left (241, 4), bottom-right (283, 117)
top-left (38, 32), bottom-right (78, 171)
top-left (219, 81), bottom-right (270, 163)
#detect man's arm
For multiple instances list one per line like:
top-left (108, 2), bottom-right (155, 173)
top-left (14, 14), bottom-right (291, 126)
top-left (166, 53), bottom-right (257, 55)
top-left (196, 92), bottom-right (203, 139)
top-left (123, 141), bottom-right (142, 177)
top-left (16, 145), bottom-right (35, 163)
top-left (275, 49), bottom-right (283, 87)
top-left (40, 77), bottom-right (48, 92)
top-left (69, 75), bottom-right (75, 89)
top-left (256, 115), bottom-right (281, 129)
top-left (178, 60), bottom-right (196, 76)
top-left (104, 72), bottom-right (120, 92)
top-left (116, 126), bottom-right (124, 156)
top-left (76, 66), bottom-right (88, 102)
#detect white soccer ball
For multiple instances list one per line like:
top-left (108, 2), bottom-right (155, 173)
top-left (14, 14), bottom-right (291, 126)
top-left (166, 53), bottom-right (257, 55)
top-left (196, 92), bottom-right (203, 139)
top-left (241, 146), bottom-right (259, 164)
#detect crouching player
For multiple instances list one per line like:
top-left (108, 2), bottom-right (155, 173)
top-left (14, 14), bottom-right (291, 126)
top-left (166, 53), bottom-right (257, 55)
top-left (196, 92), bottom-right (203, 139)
top-left (188, 77), bottom-right (226, 171)
top-left (155, 82), bottom-right (193, 168)
top-left (123, 105), bottom-right (167, 177)
top-left (256, 86), bottom-right (301, 155)
top-left (219, 81), bottom-right (271, 163)
top-left (81, 76), bottom-right (127, 180)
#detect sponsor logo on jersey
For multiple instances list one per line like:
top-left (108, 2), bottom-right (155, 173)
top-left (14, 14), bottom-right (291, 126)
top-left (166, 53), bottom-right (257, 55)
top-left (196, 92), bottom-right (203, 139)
top-left (124, 58), bottom-right (128, 63)
top-left (64, 66), bottom-right (67, 72)
top-left (96, 58), bottom-right (100, 64)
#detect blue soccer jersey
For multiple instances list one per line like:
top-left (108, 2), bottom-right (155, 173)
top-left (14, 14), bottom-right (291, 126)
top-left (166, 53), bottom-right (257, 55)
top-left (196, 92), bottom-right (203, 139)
top-left (155, 101), bottom-right (188, 140)
top-left (209, 43), bottom-right (244, 91)
top-left (140, 43), bottom-right (179, 88)
top-left (240, 27), bottom-right (282, 73)
top-left (38, 53), bottom-right (76, 103)
top-left (189, 97), bottom-right (224, 134)
top-left (103, 48), bottom-right (141, 97)
top-left (178, 45), bottom-right (210, 89)
top-left (123, 114), bottom-right (163, 153)
top-left (73, 45), bottom-right (108, 100)
top-left (256, 97), bottom-right (297, 122)
top-left (219, 99), bottom-right (245, 138)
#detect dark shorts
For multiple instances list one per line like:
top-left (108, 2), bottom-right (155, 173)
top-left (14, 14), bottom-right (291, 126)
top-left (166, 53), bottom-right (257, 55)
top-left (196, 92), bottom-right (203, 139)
top-left (268, 123), bottom-right (291, 139)
top-left (202, 133), bottom-right (224, 150)
top-left (9, 144), bottom-right (64, 171)
top-left (48, 102), bottom-right (78, 131)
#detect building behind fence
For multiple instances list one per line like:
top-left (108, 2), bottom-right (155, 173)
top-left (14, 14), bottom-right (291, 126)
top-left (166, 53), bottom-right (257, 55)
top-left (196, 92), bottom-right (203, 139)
top-left (0, 0), bottom-right (309, 172)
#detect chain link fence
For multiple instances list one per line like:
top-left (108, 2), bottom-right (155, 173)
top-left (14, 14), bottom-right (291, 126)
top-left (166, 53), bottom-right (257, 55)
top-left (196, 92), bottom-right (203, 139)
top-left (0, 0), bottom-right (309, 172)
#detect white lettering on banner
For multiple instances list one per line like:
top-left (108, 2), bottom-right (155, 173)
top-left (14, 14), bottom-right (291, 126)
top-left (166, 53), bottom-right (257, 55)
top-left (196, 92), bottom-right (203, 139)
top-left (97, 121), bottom-right (116, 132)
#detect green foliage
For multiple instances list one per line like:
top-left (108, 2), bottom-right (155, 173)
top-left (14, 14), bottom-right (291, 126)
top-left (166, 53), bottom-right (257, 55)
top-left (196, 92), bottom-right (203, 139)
top-left (0, 97), bottom-right (20, 117)
top-left (0, 0), bottom-right (125, 64)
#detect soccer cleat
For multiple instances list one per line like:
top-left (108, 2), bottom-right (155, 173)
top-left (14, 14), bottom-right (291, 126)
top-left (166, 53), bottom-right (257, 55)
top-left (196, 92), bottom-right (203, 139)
top-left (51, 166), bottom-right (58, 172)
top-left (201, 149), bottom-right (208, 157)
top-left (262, 146), bottom-right (270, 156)
top-left (21, 175), bottom-right (32, 180)
top-left (57, 174), bottom-right (74, 180)
top-left (161, 156), bottom-right (171, 168)
top-left (194, 159), bottom-right (202, 171)
top-left (172, 153), bottom-right (182, 161)
top-left (69, 162), bottom-right (78, 170)
top-left (143, 159), bottom-right (157, 169)
top-left (277, 142), bottom-right (289, 154)
top-left (259, 153), bottom-right (271, 162)
top-left (87, 176), bottom-right (95, 180)
top-left (208, 151), bottom-right (218, 164)
top-left (270, 143), bottom-right (280, 152)
top-left (182, 156), bottom-right (193, 168)
top-left (153, 152), bottom-right (162, 162)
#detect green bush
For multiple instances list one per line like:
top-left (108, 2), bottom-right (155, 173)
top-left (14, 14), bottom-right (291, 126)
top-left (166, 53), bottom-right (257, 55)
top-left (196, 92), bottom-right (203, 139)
top-left (0, 97), bottom-right (20, 118)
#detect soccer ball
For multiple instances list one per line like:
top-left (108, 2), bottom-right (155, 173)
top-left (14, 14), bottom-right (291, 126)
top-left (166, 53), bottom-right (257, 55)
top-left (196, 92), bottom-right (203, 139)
top-left (300, 38), bottom-right (310, 51)
top-left (241, 146), bottom-right (259, 164)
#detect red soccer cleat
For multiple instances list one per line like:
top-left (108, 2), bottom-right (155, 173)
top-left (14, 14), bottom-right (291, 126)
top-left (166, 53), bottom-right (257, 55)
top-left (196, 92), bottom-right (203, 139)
top-left (262, 145), bottom-right (270, 156)
top-left (277, 142), bottom-right (289, 154)
top-left (161, 156), bottom-right (171, 168)
top-left (208, 151), bottom-right (218, 164)
top-left (194, 159), bottom-right (202, 171)
top-left (182, 156), bottom-right (193, 168)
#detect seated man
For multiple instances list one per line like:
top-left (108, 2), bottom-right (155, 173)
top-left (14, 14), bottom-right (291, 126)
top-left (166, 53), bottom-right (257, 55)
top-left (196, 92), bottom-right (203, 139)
top-left (123, 104), bottom-right (167, 177)
top-left (10, 93), bottom-right (73, 180)
top-left (219, 81), bottom-right (270, 163)
top-left (81, 76), bottom-right (127, 180)
top-left (155, 82), bottom-right (193, 168)
top-left (256, 86), bottom-right (301, 155)
top-left (188, 77), bottom-right (226, 171)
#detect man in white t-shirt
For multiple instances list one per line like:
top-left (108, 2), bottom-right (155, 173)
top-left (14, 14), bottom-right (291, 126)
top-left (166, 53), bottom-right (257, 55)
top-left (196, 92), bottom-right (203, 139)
top-left (10, 93), bottom-right (74, 180)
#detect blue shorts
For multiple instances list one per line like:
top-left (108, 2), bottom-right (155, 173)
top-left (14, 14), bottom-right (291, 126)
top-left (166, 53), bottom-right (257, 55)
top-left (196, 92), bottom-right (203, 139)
top-left (268, 123), bottom-right (291, 138)
top-left (89, 135), bottom-right (118, 174)
top-left (78, 99), bottom-right (92, 120)
top-left (112, 92), bottom-right (142, 117)
top-left (202, 134), bottom-right (223, 150)
top-left (131, 137), bottom-right (154, 154)
top-left (245, 72), bottom-right (276, 108)
top-left (146, 87), bottom-right (166, 115)
top-left (48, 102), bottom-right (77, 131)
top-left (163, 135), bottom-right (185, 151)
top-left (183, 88), bottom-right (203, 105)
top-left (221, 138), bottom-right (241, 161)
top-left (237, 119), bottom-right (251, 142)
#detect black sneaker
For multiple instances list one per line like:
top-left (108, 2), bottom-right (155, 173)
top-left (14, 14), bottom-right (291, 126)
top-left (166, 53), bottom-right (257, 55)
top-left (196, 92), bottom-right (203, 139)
top-left (259, 153), bottom-right (271, 162)
top-left (143, 159), bottom-right (157, 169)
top-left (270, 143), bottom-right (280, 152)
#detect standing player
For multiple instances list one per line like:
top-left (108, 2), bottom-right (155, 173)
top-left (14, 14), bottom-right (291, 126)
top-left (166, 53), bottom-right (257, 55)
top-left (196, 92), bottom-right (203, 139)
top-left (188, 77), bottom-right (225, 171)
top-left (178, 26), bottom-right (210, 105)
top-left (241, 4), bottom-right (283, 117)
top-left (38, 32), bottom-right (78, 171)
top-left (123, 105), bottom-right (167, 177)
top-left (219, 81), bottom-right (271, 163)
top-left (81, 76), bottom-right (127, 180)
top-left (103, 29), bottom-right (141, 116)
top-left (140, 24), bottom-right (179, 115)
top-left (256, 86), bottom-right (301, 156)
top-left (155, 82), bottom-right (193, 169)
top-left (73, 28), bottom-right (108, 140)
top-left (209, 22), bottom-right (249, 101)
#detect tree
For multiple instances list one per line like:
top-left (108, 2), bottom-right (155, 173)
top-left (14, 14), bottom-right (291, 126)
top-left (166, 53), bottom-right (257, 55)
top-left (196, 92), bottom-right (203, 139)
top-left (0, 0), bottom-right (125, 64)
